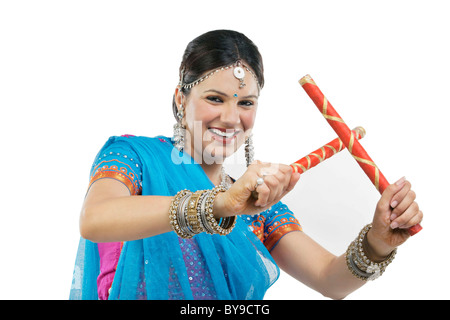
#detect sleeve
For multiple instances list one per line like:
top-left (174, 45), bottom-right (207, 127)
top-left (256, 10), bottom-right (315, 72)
top-left (87, 136), bottom-right (143, 299)
top-left (262, 201), bottom-right (302, 252)
top-left (89, 136), bottom-right (143, 195)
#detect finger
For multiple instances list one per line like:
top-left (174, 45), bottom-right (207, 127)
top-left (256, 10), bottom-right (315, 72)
top-left (390, 188), bottom-right (416, 221)
top-left (263, 174), bottom-right (283, 204)
top-left (272, 168), bottom-right (300, 203)
top-left (390, 180), bottom-right (412, 211)
top-left (399, 210), bottom-right (423, 229)
top-left (278, 163), bottom-right (294, 175)
top-left (274, 168), bottom-right (291, 192)
top-left (390, 201), bottom-right (420, 229)
top-left (377, 176), bottom-right (407, 213)
top-left (251, 162), bottom-right (294, 206)
top-left (254, 182), bottom-right (270, 207)
top-left (285, 172), bottom-right (301, 193)
top-left (248, 160), bottom-right (268, 174)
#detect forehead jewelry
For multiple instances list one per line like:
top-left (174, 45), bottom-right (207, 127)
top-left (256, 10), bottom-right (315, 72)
top-left (180, 60), bottom-right (259, 91)
top-left (233, 61), bottom-right (246, 88)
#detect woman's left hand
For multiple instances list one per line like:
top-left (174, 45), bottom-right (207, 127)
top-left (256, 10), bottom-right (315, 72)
top-left (366, 177), bottom-right (423, 260)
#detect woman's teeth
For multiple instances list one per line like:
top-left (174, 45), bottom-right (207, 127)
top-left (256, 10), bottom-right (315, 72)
top-left (209, 128), bottom-right (237, 138)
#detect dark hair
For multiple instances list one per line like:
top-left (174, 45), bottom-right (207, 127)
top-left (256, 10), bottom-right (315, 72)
top-left (172, 30), bottom-right (264, 119)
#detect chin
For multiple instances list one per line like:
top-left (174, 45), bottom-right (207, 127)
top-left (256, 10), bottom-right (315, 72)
top-left (203, 143), bottom-right (238, 164)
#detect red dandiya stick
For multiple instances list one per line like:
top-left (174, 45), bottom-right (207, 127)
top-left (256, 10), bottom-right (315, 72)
top-left (254, 130), bottom-right (365, 201)
top-left (290, 127), bottom-right (366, 174)
top-left (299, 74), bottom-right (422, 236)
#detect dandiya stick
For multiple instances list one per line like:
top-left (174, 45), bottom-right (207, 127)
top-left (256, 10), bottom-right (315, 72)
top-left (290, 127), bottom-right (366, 174)
top-left (253, 130), bottom-right (365, 201)
top-left (299, 74), bottom-right (422, 236)
top-left (252, 129), bottom-right (365, 201)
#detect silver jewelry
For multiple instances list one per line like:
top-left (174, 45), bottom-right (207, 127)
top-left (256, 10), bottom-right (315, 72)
top-left (202, 185), bottom-right (236, 236)
top-left (179, 191), bottom-right (195, 238)
top-left (169, 189), bottom-right (192, 238)
top-left (220, 166), bottom-right (232, 190)
top-left (199, 190), bottom-right (216, 234)
top-left (345, 224), bottom-right (397, 281)
top-left (180, 60), bottom-right (260, 91)
top-left (245, 134), bottom-right (254, 167)
top-left (233, 61), bottom-right (246, 88)
top-left (173, 104), bottom-right (185, 152)
top-left (176, 104), bottom-right (184, 121)
top-left (255, 177), bottom-right (264, 189)
top-left (169, 168), bottom-right (235, 238)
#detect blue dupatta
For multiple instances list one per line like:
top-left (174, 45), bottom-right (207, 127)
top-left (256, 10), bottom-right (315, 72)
top-left (70, 135), bottom-right (279, 300)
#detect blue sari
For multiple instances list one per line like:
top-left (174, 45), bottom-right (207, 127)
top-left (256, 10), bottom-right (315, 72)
top-left (70, 135), bottom-right (282, 300)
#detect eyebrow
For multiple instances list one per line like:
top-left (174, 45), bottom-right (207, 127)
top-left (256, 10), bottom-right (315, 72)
top-left (203, 89), bottom-right (258, 99)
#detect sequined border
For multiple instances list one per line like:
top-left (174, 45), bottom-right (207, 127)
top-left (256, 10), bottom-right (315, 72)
top-left (89, 169), bottom-right (142, 195)
top-left (264, 223), bottom-right (302, 252)
top-left (244, 210), bottom-right (302, 252)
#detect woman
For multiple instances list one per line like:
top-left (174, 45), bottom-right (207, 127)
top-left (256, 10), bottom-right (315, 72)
top-left (70, 30), bottom-right (423, 300)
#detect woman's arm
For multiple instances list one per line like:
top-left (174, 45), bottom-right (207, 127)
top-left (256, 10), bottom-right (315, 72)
top-left (80, 161), bottom-right (301, 243)
top-left (271, 232), bottom-right (364, 300)
top-left (270, 178), bottom-right (423, 300)
top-left (80, 179), bottom-right (174, 243)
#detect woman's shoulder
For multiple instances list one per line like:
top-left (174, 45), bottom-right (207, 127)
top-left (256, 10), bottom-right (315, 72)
top-left (102, 134), bottom-right (173, 149)
top-left (107, 134), bottom-right (171, 143)
top-left (94, 134), bottom-right (173, 165)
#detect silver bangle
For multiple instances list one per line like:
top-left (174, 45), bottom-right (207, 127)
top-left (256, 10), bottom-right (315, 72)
top-left (169, 186), bottom-right (236, 238)
top-left (179, 191), bottom-right (195, 238)
top-left (202, 185), bottom-right (236, 236)
top-left (345, 224), bottom-right (397, 281)
top-left (169, 190), bottom-right (193, 239)
top-left (199, 190), bottom-right (216, 234)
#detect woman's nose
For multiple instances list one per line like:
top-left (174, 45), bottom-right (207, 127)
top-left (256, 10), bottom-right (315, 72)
top-left (220, 103), bottom-right (240, 125)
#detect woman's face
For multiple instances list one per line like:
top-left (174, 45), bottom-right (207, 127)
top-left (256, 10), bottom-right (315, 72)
top-left (177, 66), bottom-right (259, 165)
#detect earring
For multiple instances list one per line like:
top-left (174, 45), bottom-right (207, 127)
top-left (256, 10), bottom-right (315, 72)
top-left (173, 104), bottom-right (185, 152)
top-left (245, 134), bottom-right (254, 167)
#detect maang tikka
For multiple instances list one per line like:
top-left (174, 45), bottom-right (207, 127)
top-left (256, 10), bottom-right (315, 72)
top-left (180, 60), bottom-right (260, 91)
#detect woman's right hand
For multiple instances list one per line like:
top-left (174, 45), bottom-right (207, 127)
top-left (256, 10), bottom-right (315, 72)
top-left (214, 161), bottom-right (301, 218)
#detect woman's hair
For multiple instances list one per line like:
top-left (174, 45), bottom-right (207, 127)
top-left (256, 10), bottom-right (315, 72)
top-left (172, 29), bottom-right (264, 119)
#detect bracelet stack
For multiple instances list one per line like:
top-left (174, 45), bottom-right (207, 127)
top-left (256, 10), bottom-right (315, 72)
top-left (346, 224), bottom-right (397, 281)
top-left (169, 185), bottom-right (236, 238)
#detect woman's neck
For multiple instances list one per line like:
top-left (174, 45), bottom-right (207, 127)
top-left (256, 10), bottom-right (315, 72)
top-left (183, 144), bottom-right (224, 186)
top-left (201, 162), bottom-right (223, 186)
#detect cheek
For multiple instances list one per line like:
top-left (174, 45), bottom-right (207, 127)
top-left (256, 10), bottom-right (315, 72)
top-left (186, 104), bottom-right (207, 129)
top-left (241, 109), bottom-right (257, 132)
top-left (185, 101), bottom-right (218, 128)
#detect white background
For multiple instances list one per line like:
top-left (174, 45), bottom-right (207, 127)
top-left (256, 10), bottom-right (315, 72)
top-left (1, 0), bottom-right (449, 300)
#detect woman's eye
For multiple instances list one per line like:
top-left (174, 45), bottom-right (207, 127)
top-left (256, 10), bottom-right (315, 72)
top-left (206, 96), bottom-right (223, 103)
top-left (239, 100), bottom-right (254, 107)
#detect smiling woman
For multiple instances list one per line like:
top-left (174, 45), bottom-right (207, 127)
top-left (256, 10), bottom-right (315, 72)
top-left (70, 29), bottom-right (422, 300)
top-left (177, 68), bottom-right (259, 166)
top-left (172, 30), bottom-right (263, 169)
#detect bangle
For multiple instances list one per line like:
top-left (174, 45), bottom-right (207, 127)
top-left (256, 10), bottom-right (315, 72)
top-left (345, 224), bottom-right (397, 281)
top-left (199, 190), bottom-right (216, 234)
top-left (186, 190), bottom-right (206, 235)
top-left (203, 185), bottom-right (236, 236)
top-left (169, 189), bottom-right (193, 238)
top-left (179, 191), bottom-right (195, 237)
top-left (169, 186), bottom-right (236, 238)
